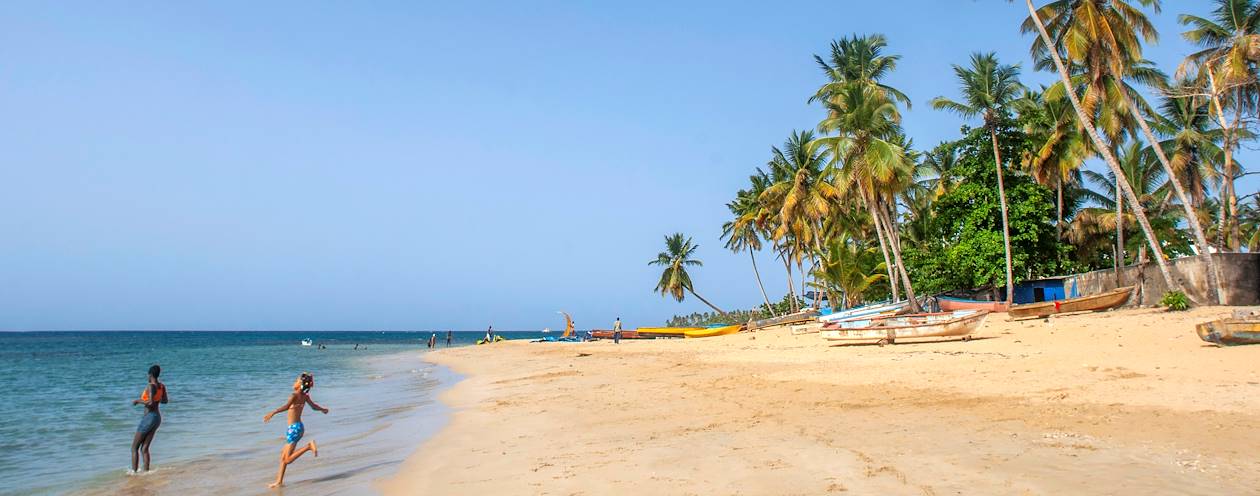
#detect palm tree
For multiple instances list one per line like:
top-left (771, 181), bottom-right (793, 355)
top-left (649, 233), bottom-right (727, 315)
top-left (1016, 86), bottom-right (1089, 240)
top-left (1019, 0), bottom-right (1184, 294)
top-left (722, 183), bottom-right (775, 313)
top-left (917, 141), bottom-right (962, 199)
top-left (819, 82), bottom-right (921, 311)
top-left (1150, 80), bottom-right (1224, 208)
top-left (931, 52), bottom-right (1025, 304)
top-left (811, 34), bottom-right (919, 311)
top-left (1180, 0), bottom-right (1260, 251)
top-left (811, 234), bottom-right (888, 309)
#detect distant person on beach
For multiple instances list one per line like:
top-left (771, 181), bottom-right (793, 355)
top-left (613, 317), bottom-right (622, 344)
top-left (130, 364), bottom-right (168, 473)
top-left (428, 333), bottom-right (437, 349)
top-left (446, 330), bottom-right (452, 346)
top-left (485, 326), bottom-right (494, 344)
top-left (263, 372), bottom-right (329, 488)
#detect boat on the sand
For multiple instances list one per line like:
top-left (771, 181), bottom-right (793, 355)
top-left (1007, 286), bottom-right (1134, 320)
top-left (684, 324), bottom-right (742, 338)
top-left (747, 309), bottom-right (820, 331)
top-left (590, 330), bottom-right (644, 340)
top-left (634, 327), bottom-right (698, 338)
top-left (820, 310), bottom-right (990, 345)
top-left (937, 296), bottom-right (1010, 312)
top-left (1196, 318), bottom-right (1260, 346)
top-left (818, 301), bottom-right (907, 323)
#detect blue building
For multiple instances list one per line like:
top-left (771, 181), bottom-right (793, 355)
top-left (1012, 278), bottom-right (1076, 304)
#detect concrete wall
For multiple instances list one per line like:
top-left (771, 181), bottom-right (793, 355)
top-left (1063, 253), bottom-right (1259, 306)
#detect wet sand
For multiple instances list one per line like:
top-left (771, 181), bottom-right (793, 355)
top-left (383, 307), bottom-right (1260, 495)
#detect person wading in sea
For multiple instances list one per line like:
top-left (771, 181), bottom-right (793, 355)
top-left (263, 372), bottom-right (329, 488)
top-left (130, 364), bottom-right (168, 473)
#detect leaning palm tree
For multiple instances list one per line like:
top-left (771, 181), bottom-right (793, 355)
top-left (721, 184), bottom-right (775, 312)
top-left (1019, 0), bottom-right (1184, 294)
top-left (649, 233), bottom-right (727, 315)
top-left (931, 52), bottom-right (1025, 304)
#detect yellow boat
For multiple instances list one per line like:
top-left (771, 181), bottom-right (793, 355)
top-left (635, 327), bottom-right (701, 337)
top-left (683, 325), bottom-right (742, 339)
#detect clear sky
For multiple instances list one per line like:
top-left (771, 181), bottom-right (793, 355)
top-left (2, 1), bottom-right (1255, 331)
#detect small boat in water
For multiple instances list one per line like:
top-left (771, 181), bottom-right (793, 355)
top-left (684, 324), bottom-right (742, 338)
top-left (1008, 286), bottom-right (1134, 320)
top-left (300, 339), bottom-right (313, 347)
top-left (820, 310), bottom-right (990, 345)
top-left (1196, 318), bottom-right (1260, 346)
top-left (747, 309), bottom-right (820, 331)
top-left (818, 301), bottom-right (907, 323)
top-left (937, 296), bottom-right (1010, 312)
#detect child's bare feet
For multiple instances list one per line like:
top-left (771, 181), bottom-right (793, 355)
top-left (268, 481), bottom-right (282, 489)
top-left (309, 441), bottom-right (318, 457)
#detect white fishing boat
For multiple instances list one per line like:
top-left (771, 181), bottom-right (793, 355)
top-left (820, 310), bottom-right (989, 345)
top-left (300, 339), bottom-right (313, 347)
top-left (818, 301), bottom-right (908, 323)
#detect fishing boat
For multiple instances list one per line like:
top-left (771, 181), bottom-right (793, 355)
top-left (684, 324), bottom-right (742, 339)
top-left (790, 322), bottom-right (825, 335)
top-left (300, 339), bottom-right (313, 347)
top-left (820, 310), bottom-right (990, 345)
top-left (747, 309), bottom-right (820, 331)
top-left (635, 327), bottom-right (698, 338)
top-left (938, 296), bottom-right (1010, 312)
top-left (1196, 318), bottom-right (1260, 346)
top-left (590, 330), bottom-right (645, 340)
top-left (818, 301), bottom-right (907, 323)
top-left (1008, 286), bottom-right (1135, 320)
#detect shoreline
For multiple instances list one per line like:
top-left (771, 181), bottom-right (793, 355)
top-left (384, 307), bottom-right (1260, 495)
top-left (75, 347), bottom-right (453, 496)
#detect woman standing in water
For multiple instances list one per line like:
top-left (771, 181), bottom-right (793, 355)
top-left (130, 364), bottom-right (168, 473)
top-left (263, 372), bottom-right (329, 488)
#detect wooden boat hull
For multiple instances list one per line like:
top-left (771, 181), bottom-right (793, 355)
top-left (590, 330), bottom-right (646, 340)
top-left (821, 310), bottom-right (989, 344)
top-left (684, 325), bottom-right (742, 338)
top-left (634, 327), bottom-right (699, 338)
top-left (1008, 286), bottom-right (1134, 319)
top-left (938, 296), bottom-right (1009, 313)
top-left (818, 302), bottom-right (907, 323)
top-left (1196, 318), bottom-right (1260, 346)
top-left (790, 322), bottom-right (825, 335)
top-left (747, 310), bottom-right (820, 331)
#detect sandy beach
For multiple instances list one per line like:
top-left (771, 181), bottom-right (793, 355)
top-left (382, 307), bottom-right (1260, 495)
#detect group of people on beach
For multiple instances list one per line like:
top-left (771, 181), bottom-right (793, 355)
top-left (130, 364), bottom-right (330, 488)
top-left (426, 330), bottom-right (454, 348)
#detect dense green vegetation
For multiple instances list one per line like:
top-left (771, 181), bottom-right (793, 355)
top-left (658, 1), bottom-right (1259, 323)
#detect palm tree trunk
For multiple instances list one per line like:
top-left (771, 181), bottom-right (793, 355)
top-left (1116, 178), bottom-right (1125, 284)
top-left (1229, 89), bottom-right (1244, 251)
top-left (1024, 0), bottom-right (1180, 292)
top-left (1205, 66), bottom-right (1240, 252)
top-left (1056, 175), bottom-right (1064, 241)
top-left (780, 252), bottom-right (798, 312)
top-left (876, 198), bottom-right (921, 312)
top-left (749, 250), bottom-right (775, 315)
top-left (687, 288), bottom-right (727, 316)
top-left (990, 129), bottom-right (1016, 305)
top-left (865, 194), bottom-right (901, 302)
top-left (1120, 89), bottom-right (1221, 304)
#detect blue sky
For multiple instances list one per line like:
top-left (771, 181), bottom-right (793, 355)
top-left (1, 1), bottom-right (1255, 331)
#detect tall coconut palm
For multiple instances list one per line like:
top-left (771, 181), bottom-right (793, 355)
top-left (649, 233), bottom-right (727, 315)
top-left (931, 52), bottom-right (1025, 304)
top-left (917, 141), bottom-right (962, 198)
top-left (1019, 0), bottom-right (1184, 294)
top-left (811, 34), bottom-right (919, 310)
top-left (1180, 0), bottom-right (1260, 251)
top-left (1150, 80), bottom-right (1225, 208)
top-left (1016, 86), bottom-right (1089, 240)
top-left (722, 184), bottom-right (774, 313)
top-left (819, 82), bottom-right (921, 311)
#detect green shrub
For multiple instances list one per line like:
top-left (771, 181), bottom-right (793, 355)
top-left (1160, 290), bottom-right (1190, 311)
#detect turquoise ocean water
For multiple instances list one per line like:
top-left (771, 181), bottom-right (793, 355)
top-left (0, 331), bottom-right (541, 495)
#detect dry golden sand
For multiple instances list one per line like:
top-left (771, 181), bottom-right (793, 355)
top-left (381, 307), bottom-right (1260, 495)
